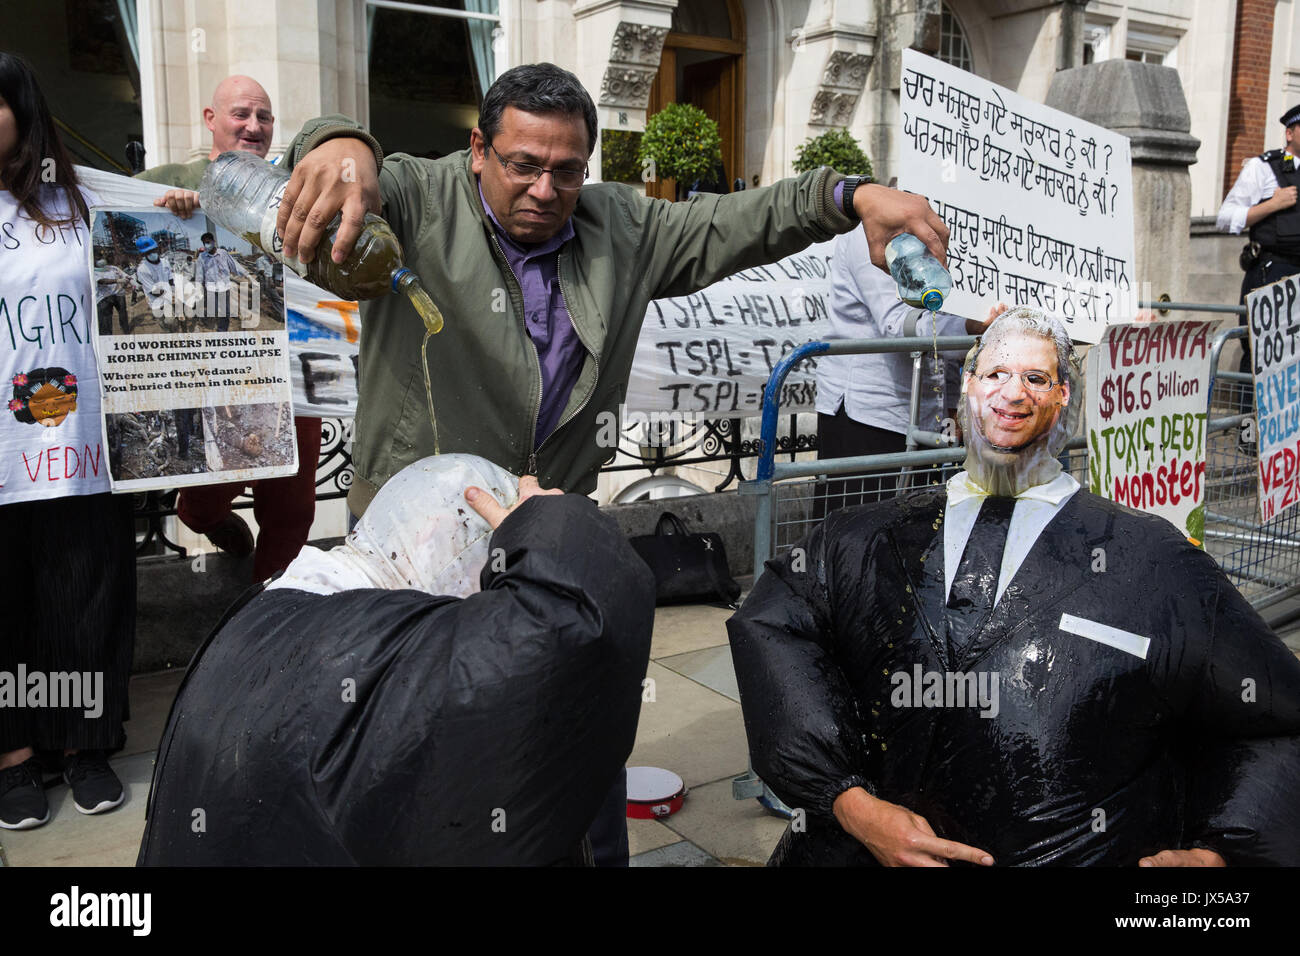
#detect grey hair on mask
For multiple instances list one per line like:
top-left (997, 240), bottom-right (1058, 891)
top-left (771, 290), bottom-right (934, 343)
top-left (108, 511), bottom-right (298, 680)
top-left (966, 306), bottom-right (1074, 383)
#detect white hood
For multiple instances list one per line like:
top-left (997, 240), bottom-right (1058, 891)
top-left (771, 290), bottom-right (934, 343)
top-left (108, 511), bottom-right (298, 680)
top-left (266, 454), bottom-right (519, 598)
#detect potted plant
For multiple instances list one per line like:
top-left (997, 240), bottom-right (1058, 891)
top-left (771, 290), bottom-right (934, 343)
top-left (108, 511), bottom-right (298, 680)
top-left (600, 129), bottom-right (644, 184)
top-left (638, 103), bottom-right (723, 199)
top-left (793, 128), bottom-right (873, 178)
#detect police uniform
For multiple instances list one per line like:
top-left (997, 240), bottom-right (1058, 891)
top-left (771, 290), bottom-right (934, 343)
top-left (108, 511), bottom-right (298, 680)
top-left (1216, 103), bottom-right (1300, 373)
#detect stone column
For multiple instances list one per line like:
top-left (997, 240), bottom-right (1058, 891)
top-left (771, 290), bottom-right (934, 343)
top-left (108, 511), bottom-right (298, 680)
top-left (138, 0), bottom-right (368, 166)
top-left (1047, 60), bottom-right (1201, 306)
top-left (572, 0), bottom-right (675, 182)
top-left (867, 0), bottom-right (939, 186)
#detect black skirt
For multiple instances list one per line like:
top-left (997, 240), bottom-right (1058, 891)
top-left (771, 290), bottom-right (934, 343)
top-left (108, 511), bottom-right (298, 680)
top-left (0, 492), bottom-right (135, 752)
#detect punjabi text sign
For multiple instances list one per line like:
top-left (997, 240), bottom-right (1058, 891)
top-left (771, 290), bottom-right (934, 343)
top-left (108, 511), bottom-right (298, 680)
top-left (899, 49), bottom-right (1136, 343)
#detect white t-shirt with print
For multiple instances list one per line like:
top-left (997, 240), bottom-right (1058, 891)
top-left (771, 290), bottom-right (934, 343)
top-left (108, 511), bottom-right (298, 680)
top-left (0, 185), bottom-right (111, 503)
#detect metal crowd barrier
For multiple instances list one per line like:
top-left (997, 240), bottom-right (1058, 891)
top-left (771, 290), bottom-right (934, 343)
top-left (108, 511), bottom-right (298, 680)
top-left (733, 305), bottom-right (1300, 805)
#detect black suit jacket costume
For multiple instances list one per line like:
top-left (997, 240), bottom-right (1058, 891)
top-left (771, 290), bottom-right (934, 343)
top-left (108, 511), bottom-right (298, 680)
top-left (728, 486), bottom-right (1300, 865)
top-left (137, 496), bottom-right (655, 866)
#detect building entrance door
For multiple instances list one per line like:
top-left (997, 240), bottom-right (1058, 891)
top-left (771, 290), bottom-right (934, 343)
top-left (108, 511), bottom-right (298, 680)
top-left (645, 1), bottom-right (744, 200)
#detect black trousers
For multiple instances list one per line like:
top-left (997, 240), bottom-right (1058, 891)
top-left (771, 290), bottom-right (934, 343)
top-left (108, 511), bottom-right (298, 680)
top-left (814, 409), bottom-right (908, 519)
top-left (203, 288), bottom-right (233, 333)
top-left (97, 295), bottom-right (130, 335)
top-left (0, 493), bottom-right (135, 753)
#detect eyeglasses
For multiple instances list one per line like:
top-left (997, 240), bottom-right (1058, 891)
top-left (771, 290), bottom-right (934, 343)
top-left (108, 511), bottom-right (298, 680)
top-left (487, 144), bottom-right (587, 190)
top-left (974, 368), bottom-right (1061, 392)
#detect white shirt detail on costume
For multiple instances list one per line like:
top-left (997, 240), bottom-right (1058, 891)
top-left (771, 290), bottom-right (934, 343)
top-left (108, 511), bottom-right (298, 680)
top-left (943, 470), bottom-right (1080, 604)
top-left (1058, 613), bottom-right (1150, 660)
top-left (1216, 156), bottom-right (1280, 235)
top-left (0, 184), bottom-right (110, 503)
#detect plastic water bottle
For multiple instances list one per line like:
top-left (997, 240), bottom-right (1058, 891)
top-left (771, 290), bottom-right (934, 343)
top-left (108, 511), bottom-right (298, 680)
top-left (884, 233), bottom-right (952, 312)
top-left (198, 151), bottom-right (442, 334)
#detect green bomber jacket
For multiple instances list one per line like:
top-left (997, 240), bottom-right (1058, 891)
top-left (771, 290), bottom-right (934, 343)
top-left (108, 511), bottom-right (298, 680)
top-left (284, 115), bottom-right (858, 516)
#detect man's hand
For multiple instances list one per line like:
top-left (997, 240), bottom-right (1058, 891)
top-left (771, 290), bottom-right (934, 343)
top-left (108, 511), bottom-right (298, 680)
top-left (1139, 848), bottom-right (1226, 867)
top-left (464, 475), bottom-right (563, 531)
top-left (852, 184), bottom-right (950, 271)
top-left (965, 301), bottom-right (1009, 335)
top-left (833, 786), bottom-right (995, 867)
top-left (1272, 185), bottom-right (1298, 211)
top-left (154, 189), bottom-right (201, 219)
top-left (276, 136), bottom-right (381, 266)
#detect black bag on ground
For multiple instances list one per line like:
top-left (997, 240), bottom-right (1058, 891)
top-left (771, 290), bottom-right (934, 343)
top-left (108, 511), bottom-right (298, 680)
top-left (629, 512), bottom-right (741, 607)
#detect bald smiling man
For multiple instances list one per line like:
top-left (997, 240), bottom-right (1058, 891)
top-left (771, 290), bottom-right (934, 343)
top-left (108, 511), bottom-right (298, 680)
top-left (134, 76), bottom-right (321, 582)
top-left (137, 74), bottom-right (275, 198)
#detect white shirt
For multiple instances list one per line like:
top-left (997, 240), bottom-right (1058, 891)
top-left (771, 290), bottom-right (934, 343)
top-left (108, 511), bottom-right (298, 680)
top-left (1217, 155), bottom-right (1283, 234)
top-left (0, 185), bottom-right (111, 502)
top-left (815, 226), bottom-right (967, 435)
top-left (943, 470), bottom-right (1080, 604)
top-left (134, 256), bottom-right (173, 309)
top-left (196, 247), bottom-right (247, 293)
top-left (94, 264), bottom-right (129, 303)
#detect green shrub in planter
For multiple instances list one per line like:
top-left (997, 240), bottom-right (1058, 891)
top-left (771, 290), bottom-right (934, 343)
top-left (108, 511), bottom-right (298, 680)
top-left (601, 129), bottom-right (644, 183)
top-left (638, 103), bottom-right (723, 186)
top-left (793, 128), bottom-right (873, 178)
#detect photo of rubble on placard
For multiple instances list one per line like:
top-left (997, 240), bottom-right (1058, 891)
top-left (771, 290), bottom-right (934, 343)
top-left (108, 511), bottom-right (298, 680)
top-left (105, 407), bottom-right (208, 482)
top-left (199, 400), bottom-right (296, 474)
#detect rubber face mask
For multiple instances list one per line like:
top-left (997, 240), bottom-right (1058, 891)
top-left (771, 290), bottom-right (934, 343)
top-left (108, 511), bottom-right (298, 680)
top-left (956, 326), bottom-right (1081, 497)
top-left (267, 453), bottom-right (520, 598)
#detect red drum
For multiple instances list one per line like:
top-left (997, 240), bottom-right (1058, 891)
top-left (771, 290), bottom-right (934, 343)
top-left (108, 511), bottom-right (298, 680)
top-left (625, 766), bottom-right (686, 819)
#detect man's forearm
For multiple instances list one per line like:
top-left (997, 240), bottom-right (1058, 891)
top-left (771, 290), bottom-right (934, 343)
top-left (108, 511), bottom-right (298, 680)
top-left (1245, 197), bottom-right (1277, 228)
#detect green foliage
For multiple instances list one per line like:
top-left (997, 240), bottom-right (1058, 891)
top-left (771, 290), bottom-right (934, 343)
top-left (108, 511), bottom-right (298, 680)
top-left (1186, 502), bottom-right (1206, 546)
top-left (601, 129), bottom-right (644, 183)
top-left (793, 128), bottom-right (873, 177)
top-left (638, 103), bottom-right (723, 185)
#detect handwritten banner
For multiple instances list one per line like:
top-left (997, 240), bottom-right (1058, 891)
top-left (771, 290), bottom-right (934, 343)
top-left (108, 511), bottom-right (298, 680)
top-left (626, 242), bottom-right (834, 415)
top-left (1247, 276), bottom-right (1300, 522)
top-left (1085, 320), bottom-right (1215, 542)
top-left (900, 50), bottom-right (1136, 343)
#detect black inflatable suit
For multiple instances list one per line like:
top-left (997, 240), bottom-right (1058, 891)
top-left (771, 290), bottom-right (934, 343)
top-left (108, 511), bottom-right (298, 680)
top-left (137, 493), bottom-right (655, 865)
top-left (731, 306), bottom-right (1300, 866)
top-left (728, 481), bottom-right (1300, 866)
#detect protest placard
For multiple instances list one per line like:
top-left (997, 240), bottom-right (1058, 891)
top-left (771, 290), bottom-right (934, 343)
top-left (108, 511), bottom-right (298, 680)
top-left (1246, 275), bottom-right (1300, 522)
top-left (77, 165), bottom-right (357, 418)
top-left (1085, 320), bottom-right (1216, 543)
top-left (626, 241), bottom-right (833, 415)
top-left (899, 49), bottom-right (1136, 344)
top-left (89, 206), bottom-right (296, 491)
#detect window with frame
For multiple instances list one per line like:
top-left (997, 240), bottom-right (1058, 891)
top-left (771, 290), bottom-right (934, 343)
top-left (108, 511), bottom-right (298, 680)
top-left (938, 4), bottom-right (974, 73)
top-left (1125, 28), bottom-right (1179, 68)
top-left (1083, 23), bottom-right (1111, 65)
top-left (366, 0), bottom-right (503, 158)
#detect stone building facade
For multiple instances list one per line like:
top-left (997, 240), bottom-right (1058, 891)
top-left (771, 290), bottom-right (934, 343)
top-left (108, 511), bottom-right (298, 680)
top-left (16, 1), bottom-right (1297, 226)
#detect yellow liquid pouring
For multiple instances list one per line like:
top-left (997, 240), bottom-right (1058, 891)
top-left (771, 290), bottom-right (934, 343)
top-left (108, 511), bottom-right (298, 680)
top-left (404, 280), bottom-right (445, 457)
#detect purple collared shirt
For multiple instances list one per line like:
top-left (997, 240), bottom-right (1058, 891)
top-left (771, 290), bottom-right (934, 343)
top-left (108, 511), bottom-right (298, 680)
top-left (478, 181), bottom-right (585, 448)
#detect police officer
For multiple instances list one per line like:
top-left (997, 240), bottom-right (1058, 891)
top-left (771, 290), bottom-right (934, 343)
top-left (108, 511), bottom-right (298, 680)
top-left (1217, 103), bottom-right (1300, 380)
